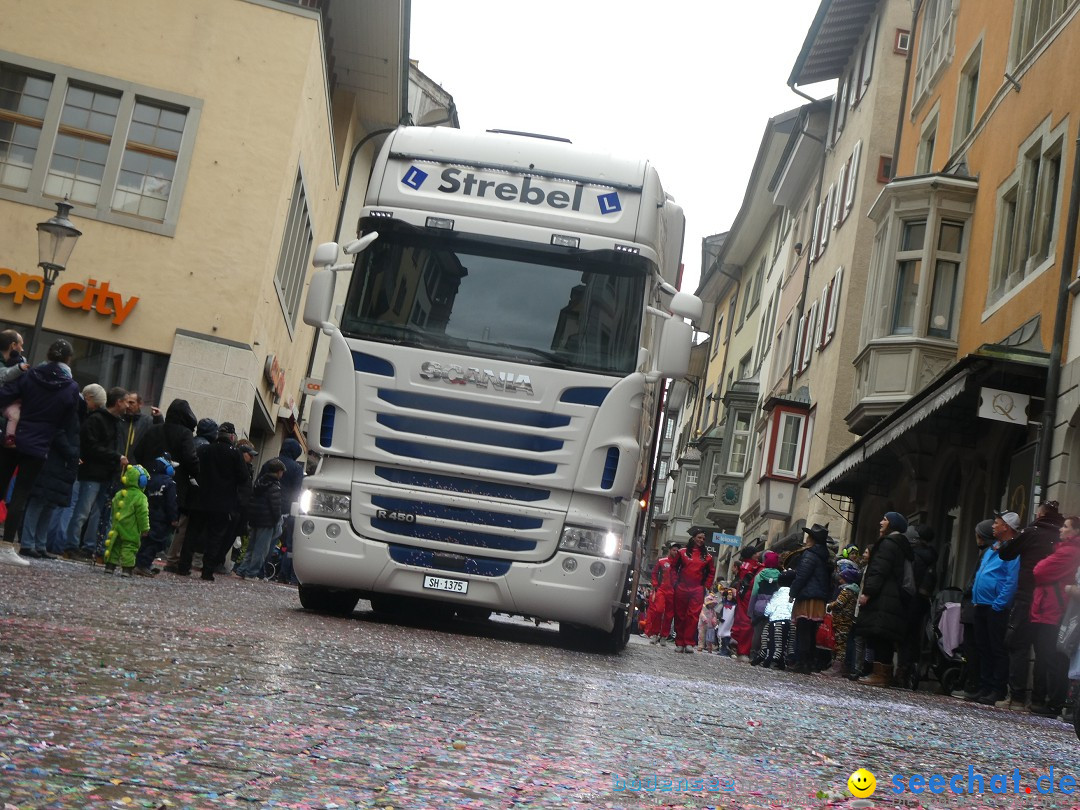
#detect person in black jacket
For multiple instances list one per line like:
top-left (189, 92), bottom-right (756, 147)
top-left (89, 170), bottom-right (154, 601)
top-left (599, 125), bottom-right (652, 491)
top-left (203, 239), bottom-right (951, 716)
top-left (853, 511), bottom-right (915, 687)
top-left (133, 455), bottom-right (179, 577)
top-left (176, 422), bottom-right (249, 581)
top-left (62, 386), bottom-right (127, 560)
top-left (995, 500), bottom-right (1063, 710)
top-left (789, 523), bottom-right (833, 674)
top-left (233, 459), bottom-right (284, 579)
top-left (17, 406), bottom-right (80, 558)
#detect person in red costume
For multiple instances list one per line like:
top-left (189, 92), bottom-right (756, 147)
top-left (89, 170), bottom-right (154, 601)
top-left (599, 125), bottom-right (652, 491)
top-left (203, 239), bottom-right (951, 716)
top-left (647, 543), bottom-right (679, 643)
top-left (730, 545), bottom-right (764, 661)
top-left (673, 528), bottom-right (716, 653)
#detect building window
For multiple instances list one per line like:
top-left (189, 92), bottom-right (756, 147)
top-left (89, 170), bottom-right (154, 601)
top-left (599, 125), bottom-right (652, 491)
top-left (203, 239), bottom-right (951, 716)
top-left (0, 64), bottom-right (53, 191)
top-left (681, 468), bottom-right (699, 514)
top-left (112, 101), bottom-right (187, 221)
top-left (738, 351), bottom-right (752, 381)
top-left (917, 113), bottom-right (938, 174)
top-left (708, 456), bottom-right (723, 495)
top-left (928, 222), bottom-right (963, 337)
top-left (1012, 0), bottom-right (1077, 65)
top-left (954, 45), bottom-right (981, 144)
top-left (711, 313), bottom-right (723, 356)
top-left (657, 459), bottom-right (669, 480)
top-left (274, 169), bottom-right (313, 330)
top-left (990, 122), bottom-right (1065, 301)
top-left (824, 266), bottom-right (844, 345)
top-left (664, 417), bottom-right (676, 440)
top-left (0, 57), bottom-right (198, 234)
top-left (895, 29), bottom-right (911, 54)
top-left (877, 155), bottom-right (893, 184)
top-left (891, 221), bottom-right (926, 335)
top-left (772, 411), bottom-right (807, 478)
top-left (728, 411), bottom-right (751, 476)
top-left (913, 0), bottom-right (955, 105)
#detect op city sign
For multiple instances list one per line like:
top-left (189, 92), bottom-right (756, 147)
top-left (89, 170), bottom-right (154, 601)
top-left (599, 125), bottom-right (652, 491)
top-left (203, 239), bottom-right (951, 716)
top-left (0, 267), bottom-right (138, 326)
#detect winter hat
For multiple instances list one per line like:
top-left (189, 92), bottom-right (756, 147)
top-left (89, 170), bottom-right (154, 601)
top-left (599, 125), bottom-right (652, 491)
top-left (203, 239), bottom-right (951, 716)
top-left (763, 550), bottom-right (780, 569)
top-left (884, 511), bottom-right (908, 534)
top-left (975, 519), bottom-right (995, 542)
top-left (838, 562), bottom-right (861, 583)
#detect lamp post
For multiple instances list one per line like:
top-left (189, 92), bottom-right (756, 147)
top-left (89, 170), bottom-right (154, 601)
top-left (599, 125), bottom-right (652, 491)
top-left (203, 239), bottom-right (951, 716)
top-left (32, 201), bottom-right (82, 364)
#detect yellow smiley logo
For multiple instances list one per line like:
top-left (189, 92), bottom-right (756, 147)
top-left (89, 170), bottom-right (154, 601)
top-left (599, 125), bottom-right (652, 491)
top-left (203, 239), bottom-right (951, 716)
top-left (847, 768), bottom-right (877, 798)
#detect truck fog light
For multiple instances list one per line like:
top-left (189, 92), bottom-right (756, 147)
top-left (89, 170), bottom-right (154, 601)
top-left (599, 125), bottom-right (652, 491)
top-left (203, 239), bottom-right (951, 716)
top-left (301, 520), bottom-right (315, 535)
top-left (590, 561), bottom-right (606, 577)
top-left (326, 523), bottom-right (341, 538)
top-left (562, 557), bottom-right (578, 572)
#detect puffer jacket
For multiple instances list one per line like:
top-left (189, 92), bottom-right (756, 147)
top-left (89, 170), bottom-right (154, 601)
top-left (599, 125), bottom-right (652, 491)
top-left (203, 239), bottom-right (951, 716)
top-left (0, 362), bottom-right (80, 458)
top-left (247, 471), bottom-right (283, 528)
top-left (1031, 535), bottom-right (1080, 625)
top-left (854, 531), bottom-right (915, 642)
top-left (790, 542), bottom-right (832, 601)
top-left (28, 407), bottom-right (80, 506)
top-left (998, 516), bottom-right (1060, 599)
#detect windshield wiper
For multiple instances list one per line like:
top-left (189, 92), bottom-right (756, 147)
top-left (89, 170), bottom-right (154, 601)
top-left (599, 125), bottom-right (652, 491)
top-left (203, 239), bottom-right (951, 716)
top-left (464, 339), bottom-right (567, 366)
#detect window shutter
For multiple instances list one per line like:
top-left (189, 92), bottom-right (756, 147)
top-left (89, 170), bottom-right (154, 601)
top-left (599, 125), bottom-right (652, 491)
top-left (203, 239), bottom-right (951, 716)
top-left (821, 190), bottom-right (833, 250)
top-left (845, 141), bottom-right (862, 215)
top-left (819, 284), bottom-right (831, 347)
top-left (793, 315), bottom-right (805, 371)
top-left (801, 303), bottom-right (817, 369)
top-left (826, 266), bottom-right (844, 340)
top-left (811, 203), bottom-right (823, 259)
top-left (859, 15), bottom-right (879, 99)
top-left (834, 165), bottom-right (848, 227)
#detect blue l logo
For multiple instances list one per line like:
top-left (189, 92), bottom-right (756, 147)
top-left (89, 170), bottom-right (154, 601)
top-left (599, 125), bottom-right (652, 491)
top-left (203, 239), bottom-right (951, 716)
top-left (402, 166), bottom-right (428, 190)
top-left (598, 192), bottom-right (622, 215)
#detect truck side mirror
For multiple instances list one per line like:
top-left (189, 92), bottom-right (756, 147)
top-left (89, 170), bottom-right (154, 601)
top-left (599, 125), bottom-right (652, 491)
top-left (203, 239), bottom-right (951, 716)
top-left (313, 242), bottom-right (340, 268)
top-left (654, 317), bottom-right (692, 378)
top-left (303, 269), bottom-right (335, 332)
top-left (669, 291), bottom-right (702, 322)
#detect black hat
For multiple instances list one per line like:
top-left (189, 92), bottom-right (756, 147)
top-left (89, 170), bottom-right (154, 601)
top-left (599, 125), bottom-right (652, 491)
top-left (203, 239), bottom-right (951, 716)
top-left (218, 422), bottom-right (236, 435)
top-left (687, 525), bottom-right (709, 537)
top-left (802, 523), bottom-right (830, 544)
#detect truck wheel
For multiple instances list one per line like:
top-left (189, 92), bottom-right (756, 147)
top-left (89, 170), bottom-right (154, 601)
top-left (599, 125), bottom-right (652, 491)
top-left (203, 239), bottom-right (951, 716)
top-left (298, 585), bottom-right (361, 616)
top-left (455, 607), bottom-right (492, 622)
top-left (559, 609), bottom-right (630, 655)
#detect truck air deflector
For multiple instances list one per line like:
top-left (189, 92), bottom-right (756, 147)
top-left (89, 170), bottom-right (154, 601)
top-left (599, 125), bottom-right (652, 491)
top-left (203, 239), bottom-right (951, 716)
top-left (375, 414), bottom-right (563, 453)
top-left (374, 439), bottom-right (558, 476)
top-left (372, 495), bottom-right (543, 530)
top-left (559, 387), bottom-right (610, 406)
top-left (352, 352), bottom-right (395, 376)
top-left (387, 544), bottom-right (512, 577)
top-left (373, 467), bottom-right (550, 502)
top-left (601, 448), bottom-right (620, 490)
top-left (370, 519), bottom-right (537, 552)
top-left (377, 389), bottom-right (570, 428)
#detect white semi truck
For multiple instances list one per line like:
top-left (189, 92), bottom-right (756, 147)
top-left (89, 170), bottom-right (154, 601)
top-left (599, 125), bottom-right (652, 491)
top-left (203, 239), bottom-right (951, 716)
top-left (295, 126), bottom-right (701, 652)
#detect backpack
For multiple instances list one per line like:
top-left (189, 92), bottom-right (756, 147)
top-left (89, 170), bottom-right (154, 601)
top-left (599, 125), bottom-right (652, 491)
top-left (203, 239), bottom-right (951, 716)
top-left (900, 557), bottom-right (917, 606)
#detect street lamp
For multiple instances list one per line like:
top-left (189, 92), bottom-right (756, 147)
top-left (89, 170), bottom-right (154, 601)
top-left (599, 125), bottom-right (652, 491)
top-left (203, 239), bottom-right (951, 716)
top-left (32, 201), bottom-right (82, 363)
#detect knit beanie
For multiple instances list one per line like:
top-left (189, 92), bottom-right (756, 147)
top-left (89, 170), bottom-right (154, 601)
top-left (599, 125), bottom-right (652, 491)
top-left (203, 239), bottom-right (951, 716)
top-left (884, 511), bottom-right (908, 534)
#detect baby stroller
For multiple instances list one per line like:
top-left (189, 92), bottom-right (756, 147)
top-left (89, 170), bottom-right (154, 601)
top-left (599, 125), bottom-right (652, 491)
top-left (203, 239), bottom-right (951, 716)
top-left (923, 586), bottom-right (965, 694)
top-left (261, 540), bottom-right (284, 581)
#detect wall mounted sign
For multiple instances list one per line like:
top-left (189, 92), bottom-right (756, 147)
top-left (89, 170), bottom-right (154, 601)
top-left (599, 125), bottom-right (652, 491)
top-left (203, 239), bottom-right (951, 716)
top-left (0, 268), bottom-right (138, 326)
top-left (978, 387), bottom-right (1030, 424)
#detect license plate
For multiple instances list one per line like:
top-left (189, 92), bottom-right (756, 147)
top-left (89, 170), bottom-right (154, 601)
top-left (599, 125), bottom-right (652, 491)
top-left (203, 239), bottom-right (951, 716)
top-left (423, 575), bottom-right (469, 594)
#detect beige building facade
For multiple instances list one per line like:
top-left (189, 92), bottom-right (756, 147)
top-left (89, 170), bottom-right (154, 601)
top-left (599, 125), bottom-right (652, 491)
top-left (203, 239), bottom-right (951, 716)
top-left (0, 0), bottom-right (408, 455)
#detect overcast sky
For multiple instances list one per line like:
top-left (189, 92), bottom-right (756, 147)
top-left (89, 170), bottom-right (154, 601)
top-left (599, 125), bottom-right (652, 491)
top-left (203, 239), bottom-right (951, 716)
top-left (408, 1), bottom-right (834, 293)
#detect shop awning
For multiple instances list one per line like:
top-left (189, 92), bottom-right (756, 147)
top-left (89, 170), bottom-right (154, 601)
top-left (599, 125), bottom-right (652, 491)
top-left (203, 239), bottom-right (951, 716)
top-left (806, 347), bottom-right (1048, 498)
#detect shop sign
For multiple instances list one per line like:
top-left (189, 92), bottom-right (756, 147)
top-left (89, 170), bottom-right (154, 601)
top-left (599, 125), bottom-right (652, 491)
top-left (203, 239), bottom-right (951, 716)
top-left (302, 377), bottom-right (322, 394)
top-left (712, 532), bottom-right (742, 548)
top-left (978, 387), bottom-right (1030, 424)
top-left (264, 354), bottom-right (287, 400)
top-left (0, 268), bottom-right (139, 326)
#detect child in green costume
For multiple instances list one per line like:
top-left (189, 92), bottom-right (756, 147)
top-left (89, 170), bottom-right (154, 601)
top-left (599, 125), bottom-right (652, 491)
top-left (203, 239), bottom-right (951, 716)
top-left (104, 464), bottom-right (150, 576)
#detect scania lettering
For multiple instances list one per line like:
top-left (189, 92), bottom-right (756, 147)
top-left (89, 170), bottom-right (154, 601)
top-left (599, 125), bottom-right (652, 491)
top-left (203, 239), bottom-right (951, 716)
top-left (295, 127), bottom-right (700, 652)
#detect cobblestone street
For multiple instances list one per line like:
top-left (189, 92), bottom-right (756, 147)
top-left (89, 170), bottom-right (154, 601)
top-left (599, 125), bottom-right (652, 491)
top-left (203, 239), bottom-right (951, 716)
top-left (1, 559), bottom-right (1077, 809)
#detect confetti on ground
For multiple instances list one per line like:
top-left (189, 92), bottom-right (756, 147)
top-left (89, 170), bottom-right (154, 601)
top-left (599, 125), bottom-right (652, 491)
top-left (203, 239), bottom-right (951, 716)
top-left (0, 560), bottom-right (1077, 809)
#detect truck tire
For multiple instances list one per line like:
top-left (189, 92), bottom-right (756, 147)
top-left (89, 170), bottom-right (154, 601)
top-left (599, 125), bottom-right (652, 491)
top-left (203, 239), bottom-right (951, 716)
top-left (298, 585), bottom-right (361, 617)
top-left (559, 609), bottom-right (630, 655)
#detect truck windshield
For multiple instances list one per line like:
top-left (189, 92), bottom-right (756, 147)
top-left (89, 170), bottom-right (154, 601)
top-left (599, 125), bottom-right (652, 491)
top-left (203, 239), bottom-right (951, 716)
top-left (339, 223), bottom-right (650, 375)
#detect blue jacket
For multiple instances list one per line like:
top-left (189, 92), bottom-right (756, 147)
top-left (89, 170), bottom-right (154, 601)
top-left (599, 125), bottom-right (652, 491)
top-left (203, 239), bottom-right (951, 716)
top-left (972, 546), bottom-right (1020, 611)
top-left (146, 457), bottom-right (179, 537)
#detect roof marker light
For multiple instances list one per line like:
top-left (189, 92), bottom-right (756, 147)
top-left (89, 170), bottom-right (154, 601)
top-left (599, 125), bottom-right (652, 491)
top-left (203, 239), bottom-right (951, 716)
top-left (615, 244), bottom-right (640, 254)
top-left (551, 234), bottom-right (580, 248)
top-left (426, 216), bottom-right (455, 230)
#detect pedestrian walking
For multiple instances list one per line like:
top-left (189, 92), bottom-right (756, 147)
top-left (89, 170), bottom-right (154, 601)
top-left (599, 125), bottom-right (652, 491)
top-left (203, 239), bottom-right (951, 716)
top-left (646, 543), bottom-right (677, 643)
top-left (672, 528), bottom-right (715, 653)
top-left (1028, 515), bottom-right (1080, 716)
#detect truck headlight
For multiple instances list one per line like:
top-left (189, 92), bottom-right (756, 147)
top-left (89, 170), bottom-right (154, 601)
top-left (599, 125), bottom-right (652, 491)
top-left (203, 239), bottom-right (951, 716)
top-left (299, 489), bottom-right (351, 518)
top-left (559, 525), bottom-right (622, 558)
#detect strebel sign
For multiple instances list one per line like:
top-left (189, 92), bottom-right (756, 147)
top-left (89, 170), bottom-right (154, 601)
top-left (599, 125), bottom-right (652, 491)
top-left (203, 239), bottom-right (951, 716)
top-left (0, 268), bottom-right (138, 326)
top-left (419, 361), bottom-right (534, 396)
top-left (401, 166), bottom-right (623, 216)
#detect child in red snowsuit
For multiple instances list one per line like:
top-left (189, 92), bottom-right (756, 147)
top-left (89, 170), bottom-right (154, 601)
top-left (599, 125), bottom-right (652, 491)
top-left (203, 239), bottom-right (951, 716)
top-left (673, 528), bottom-right (715, 652)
